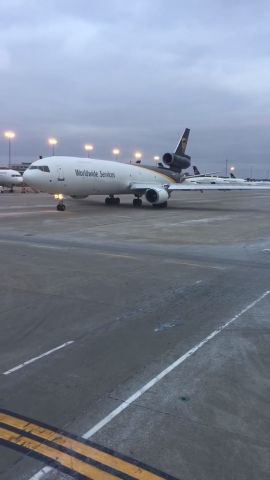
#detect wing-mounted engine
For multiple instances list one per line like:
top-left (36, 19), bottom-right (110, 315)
top-left (162, 153), bottom-right (191, 172)
top-left (145, 187), bottom-right (169, 205)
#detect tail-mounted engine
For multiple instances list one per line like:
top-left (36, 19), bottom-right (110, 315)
top-left (162, 153), bottom-right (191, 172)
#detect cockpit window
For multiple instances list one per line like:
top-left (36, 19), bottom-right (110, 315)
top-left (30, 165), bottom-right (50, 172)
top-left (11, 174), bottom-right (21, 177)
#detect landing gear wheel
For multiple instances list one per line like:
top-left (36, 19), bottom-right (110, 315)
top-left (57, 203), bottom-right (66, 211)
top-left (105, 197), bottom-right (120, 205)
top-left (133, 198), bottom-right (142, 207)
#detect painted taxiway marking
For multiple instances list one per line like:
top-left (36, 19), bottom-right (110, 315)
top-left (0, 211), bottom-right (53, 217)
top-left (163, 259), bottom-right (226, 270)
top-left (0, 410), bottom-right (175, 480)
top-left (3, 341), bottom-right (74, 375)
top-left (0, 239), bottom-right (68, 251)
top-left (83, 290), bottom-right (270, 438)
top-left (0, 205), bottom-right (53, 210)
top-left (29, 290), bottom-right (270, 480)
top-left (97, 252), bottom-right (138, 260)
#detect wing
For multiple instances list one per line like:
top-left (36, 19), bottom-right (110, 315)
top-left (129, 182), bottom-right (270, 193)
top-left (168, 183), bottom-right (270, 192)
top-left (129, 183), bottom-right (160, 193)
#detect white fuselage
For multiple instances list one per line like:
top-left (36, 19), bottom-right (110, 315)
top-left (23, 157), bottom-right (176, 196)
top-left (0, 169), bottom-right (23, 187)
top-left (183, 174), bottom-right (245, 185)
top-left (183, 174), bottom-right (270, 186)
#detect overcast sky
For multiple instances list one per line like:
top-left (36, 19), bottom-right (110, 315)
top-left (0, 0), bottom-right (270, 176)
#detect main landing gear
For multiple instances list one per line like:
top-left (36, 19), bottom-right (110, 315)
top-left (105, 196), bottom-right (120, 206)
top-left (133, 197), bottom-right (142, 207)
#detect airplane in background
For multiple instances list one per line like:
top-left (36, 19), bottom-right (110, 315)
top-left (0, 169), bottom-right (23, 192)
top-left (181, 166), bottom-right (247, 185)
top-left (23, 129), bottom-right (270, 211)
top-left (185, 166), bottom-right (270, 186)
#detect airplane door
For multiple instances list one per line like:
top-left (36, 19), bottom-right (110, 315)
top-left (57, 166), bottom-right (65, 182)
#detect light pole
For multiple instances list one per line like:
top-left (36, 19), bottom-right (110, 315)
top-left (230, 166), bottom-right (235, 177)
top-left (112, 148), bottom-right (120, 161)
top-left (48, 138), bottom-right (58, 156)
top-left (4, 131), bottom-right (15, 167)
top-left (225, 158), bottom-right (228, 176)
top-left (84, 144), bottom-right (93, 158)
top-left (134, 151), bottom-right (142, 164)
top-left (154, 155), bottom-right (160, 164)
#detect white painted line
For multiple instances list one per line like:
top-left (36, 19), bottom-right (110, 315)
top-left (83, 290), bottom-right (270, 438)
top-left (263, 248), bottom-right (270, 252)
top-left (0, 211), bottom-right (53, 217)
top-left (29, 466), bottom-right (51, 480)
top-left (180, 216), bottom-right (233, 224)
top-left (164, 259), bottom-right (225, 270)
top-left (0, 239), bottom-right (67, 251)
top-left (97, 252), bottom-right (138, 260)
top-left (28, 290), bottom-right (270, 480)
top-left (3, 341), bottom-right (74, 375)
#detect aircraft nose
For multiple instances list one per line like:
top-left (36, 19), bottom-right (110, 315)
top-left (23, 166), bottom-right (45, 190)
top-left (23, 168), bottom-right (35, 186)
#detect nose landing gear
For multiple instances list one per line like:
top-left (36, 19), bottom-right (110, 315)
top-left (57, 203), bottom-right (66, 211)
top-left (54, 194), bottom-right (66, 211)
top-left (133, 196), bottom-right (142, 207)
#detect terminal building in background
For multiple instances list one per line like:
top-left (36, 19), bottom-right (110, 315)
top-left (10, 162), bottom-right (32, 174)
top-left (0, 163), bottom-right (31, 174)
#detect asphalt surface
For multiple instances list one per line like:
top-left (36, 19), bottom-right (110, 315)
top-left (0, 190), bottom-right (270, 480)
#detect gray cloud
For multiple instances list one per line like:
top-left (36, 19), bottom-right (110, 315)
top-left (0, 0), bottom-right (270, 177)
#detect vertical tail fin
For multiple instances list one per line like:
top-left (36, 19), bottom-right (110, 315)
top-left (175, 128), bottom-right (190, 155)
top-left (193, 165), bottom-right (201, 175)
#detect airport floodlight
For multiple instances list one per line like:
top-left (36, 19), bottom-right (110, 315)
top-left (112, 148), bottom-right (120, 161)
top-left (4, 131), bottom-right (15, 140)
top-left (4, 131), bottom-right (16, 167)
top-left (230, 166), bottom-right (235, 172)
top-left (134, 151), bottom-right (142, 163)
top-left (84, 144), bottom-right (94, 158)
top-left (154, 155), bottom-right (160, 162)
top-left (48, 137), bottom-right (58, 156)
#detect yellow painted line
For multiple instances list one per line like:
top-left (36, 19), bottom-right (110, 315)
top-left (0, 427), bottom-right (118, 480)
top-left (0, 412), bottom-right (167, 479)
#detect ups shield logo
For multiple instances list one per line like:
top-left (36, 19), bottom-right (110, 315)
top-left (181, 138), bottom-right (187, 152)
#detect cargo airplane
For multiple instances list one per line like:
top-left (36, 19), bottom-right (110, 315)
top-left (0, 169), bottom-right (23, 192)
top-left (23, 129), bottom-right (270, 211)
